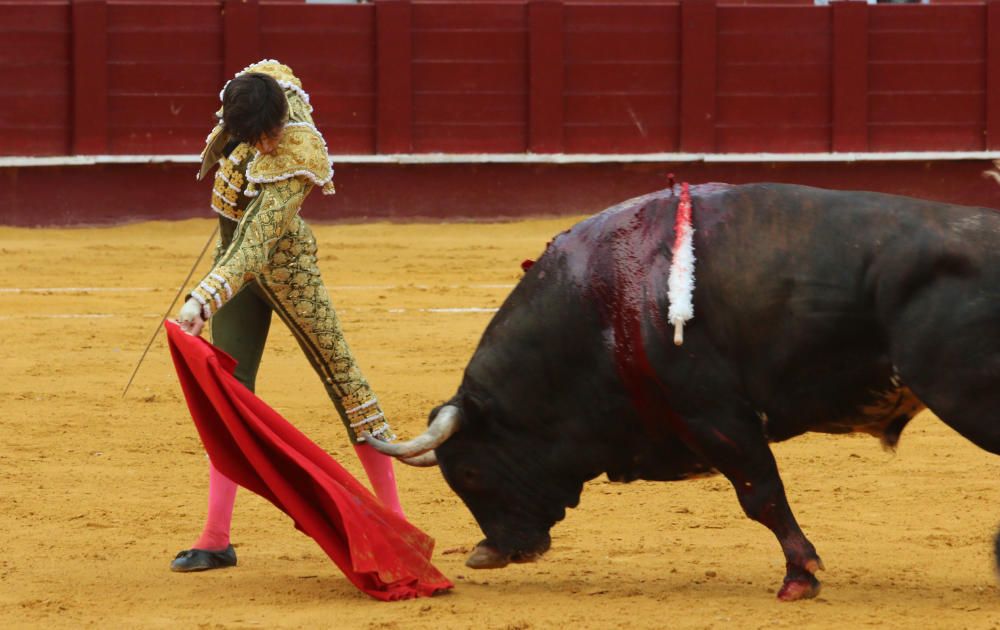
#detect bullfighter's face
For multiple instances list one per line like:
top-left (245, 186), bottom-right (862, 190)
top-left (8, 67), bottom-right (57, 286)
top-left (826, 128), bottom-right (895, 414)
top-left (254, 125), bottom-right (285, 155)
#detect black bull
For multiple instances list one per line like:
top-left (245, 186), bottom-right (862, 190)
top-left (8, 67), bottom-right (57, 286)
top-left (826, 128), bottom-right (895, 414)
top-left (367, 182), bottom-right (1000, 600)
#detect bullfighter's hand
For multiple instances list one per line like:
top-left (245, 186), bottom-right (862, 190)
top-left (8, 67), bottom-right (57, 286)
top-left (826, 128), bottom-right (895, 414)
top-left (177, 297), bottom-right (206, 336)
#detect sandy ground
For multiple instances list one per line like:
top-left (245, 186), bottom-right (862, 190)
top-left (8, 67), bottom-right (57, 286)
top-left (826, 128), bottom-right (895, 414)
top-left (2, 217), bottom-right (1000, 629)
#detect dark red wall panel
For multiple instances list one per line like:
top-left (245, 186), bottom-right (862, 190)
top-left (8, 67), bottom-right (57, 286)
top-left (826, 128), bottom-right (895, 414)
top-left (563, 3), bottom-right (679, 153)
top-left (105, 2), bottom-right (223, 154)
top-left (260, 3), bottom-right (375, 154)
top-left (989, 0), bottom-right (1000, 149)
top-left (410, 2), bottom-right (527, 152)
top-left (715, 6), bottom-right (831, 152)
top-left (0, 2), bottom-right (71, 155)
top-left (868, 4), bottom-right (985, 151)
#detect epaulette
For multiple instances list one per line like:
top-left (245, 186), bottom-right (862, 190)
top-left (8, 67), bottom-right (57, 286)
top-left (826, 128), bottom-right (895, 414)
top-left (245, 122), bottom-right (335, 196)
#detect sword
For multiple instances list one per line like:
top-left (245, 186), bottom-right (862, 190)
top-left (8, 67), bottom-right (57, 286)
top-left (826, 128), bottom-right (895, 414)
top-left (121, 225), bottom-right (219, 399)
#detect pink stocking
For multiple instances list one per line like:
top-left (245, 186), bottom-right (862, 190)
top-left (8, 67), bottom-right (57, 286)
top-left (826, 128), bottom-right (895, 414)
top-left (353, 443), bottom-right (405, 518)
top-left (192, 459), bottom-right (238, 551)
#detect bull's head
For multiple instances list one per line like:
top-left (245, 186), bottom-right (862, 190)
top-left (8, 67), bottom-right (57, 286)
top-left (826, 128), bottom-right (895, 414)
top-left (364, 394), bottom-right (584, 570)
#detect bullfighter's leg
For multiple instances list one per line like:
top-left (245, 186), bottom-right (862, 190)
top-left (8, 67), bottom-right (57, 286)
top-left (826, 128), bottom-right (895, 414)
top-left (255, 217), bottom-right (405, 516)
top-left (171, 282), bottom-right (271, 571)
top-left (681, 413), bottom-right (823, 601)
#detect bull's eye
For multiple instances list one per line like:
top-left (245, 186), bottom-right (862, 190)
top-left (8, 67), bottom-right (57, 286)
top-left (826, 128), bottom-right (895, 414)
top-left (457, 465), bottom-right (481, 489)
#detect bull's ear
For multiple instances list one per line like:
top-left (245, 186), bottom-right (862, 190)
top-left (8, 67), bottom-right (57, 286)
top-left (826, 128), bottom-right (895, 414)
top-left (460, 391), bottom-right (493, 427)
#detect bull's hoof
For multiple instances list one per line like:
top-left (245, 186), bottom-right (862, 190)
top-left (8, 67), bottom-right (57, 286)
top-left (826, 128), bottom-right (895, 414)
top-left (776, 574), bottom-right (821, 601)
top-left (510, 551), bottom-right (542, 564)
top-left (465, 543), bottom-right (510, 569)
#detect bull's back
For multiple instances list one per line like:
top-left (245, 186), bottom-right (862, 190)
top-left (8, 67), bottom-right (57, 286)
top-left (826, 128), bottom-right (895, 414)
top-left (499, 183), bottom-right (1000, 440)
top-left (692, 183), bottom-right (1000, 335)
top-left (690, 183), bottom-right (1000, 437)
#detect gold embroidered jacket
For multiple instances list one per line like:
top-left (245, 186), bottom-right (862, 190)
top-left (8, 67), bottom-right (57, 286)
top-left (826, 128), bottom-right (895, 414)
top-left (189, 60), bottom-right (335, 317)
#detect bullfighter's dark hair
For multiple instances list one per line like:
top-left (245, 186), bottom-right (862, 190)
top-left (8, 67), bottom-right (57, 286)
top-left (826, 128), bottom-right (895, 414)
top-left (221, 72), bottom-right (288, 145)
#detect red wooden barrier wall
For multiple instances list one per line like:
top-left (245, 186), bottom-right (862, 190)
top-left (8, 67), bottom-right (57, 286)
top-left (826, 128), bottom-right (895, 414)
top-left (1, 2), bottom-right (72, 155)
top-left (3, 0), bottom-right (1000, 158)
top-left (4, 0), bottom-right (1000, 227)
top-left (715, 7), bottom-right (831, 152)
top-left (564, 3), bottom-right (680, 152)
top-left (105, 2), bottom-right (222, 153)
top-left (869, 4), bottom-right (986, 150)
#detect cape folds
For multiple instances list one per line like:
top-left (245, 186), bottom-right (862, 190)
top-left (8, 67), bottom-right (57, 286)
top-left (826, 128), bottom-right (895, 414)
top-left (164, 321), bottom-right (453, 600)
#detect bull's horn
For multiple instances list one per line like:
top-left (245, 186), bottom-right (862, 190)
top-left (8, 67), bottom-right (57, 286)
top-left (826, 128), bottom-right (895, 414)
top-left (362, 404), bottom-right (461, 458)
top-left (400, 451), bottom-right (439, 467)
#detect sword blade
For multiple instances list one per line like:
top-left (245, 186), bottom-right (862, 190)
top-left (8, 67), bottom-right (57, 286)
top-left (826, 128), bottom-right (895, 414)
top-left (121, 225), bottom-right (219, 399)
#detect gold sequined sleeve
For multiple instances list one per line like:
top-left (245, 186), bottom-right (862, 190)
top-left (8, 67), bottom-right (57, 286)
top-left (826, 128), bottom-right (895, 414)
top-left (189, 177), bottom-right (308, 318)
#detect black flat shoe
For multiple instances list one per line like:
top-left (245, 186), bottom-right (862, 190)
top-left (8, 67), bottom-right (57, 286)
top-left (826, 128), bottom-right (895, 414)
top-left (170, 544), bottom-right (237, 572)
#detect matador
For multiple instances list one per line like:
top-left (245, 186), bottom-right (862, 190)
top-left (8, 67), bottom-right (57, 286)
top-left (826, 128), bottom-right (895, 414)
top-left (171, 60), bottom-right (403, 572)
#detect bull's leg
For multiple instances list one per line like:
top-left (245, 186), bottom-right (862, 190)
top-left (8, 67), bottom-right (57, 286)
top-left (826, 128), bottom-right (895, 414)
top-left (878, 266), bottom-right (1000, 455)
top-left (891, 335), bottom-right (1000, 456)
top-left (886, 281), bottom-right (1000, 453)
top-left (681, 415), bottom-right (823, 601)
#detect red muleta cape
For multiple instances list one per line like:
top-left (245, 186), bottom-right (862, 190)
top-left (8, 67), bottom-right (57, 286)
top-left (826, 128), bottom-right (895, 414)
top-left (164, 320), bottom-right (453, 600)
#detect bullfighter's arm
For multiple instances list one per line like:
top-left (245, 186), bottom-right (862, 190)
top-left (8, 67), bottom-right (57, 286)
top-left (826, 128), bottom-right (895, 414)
top-left (187, 177), bottom-right (308, 319)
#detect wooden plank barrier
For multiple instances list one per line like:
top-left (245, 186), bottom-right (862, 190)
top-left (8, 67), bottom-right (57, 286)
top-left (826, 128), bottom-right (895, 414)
top-left (2, 0), bottom-right (998, 156)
